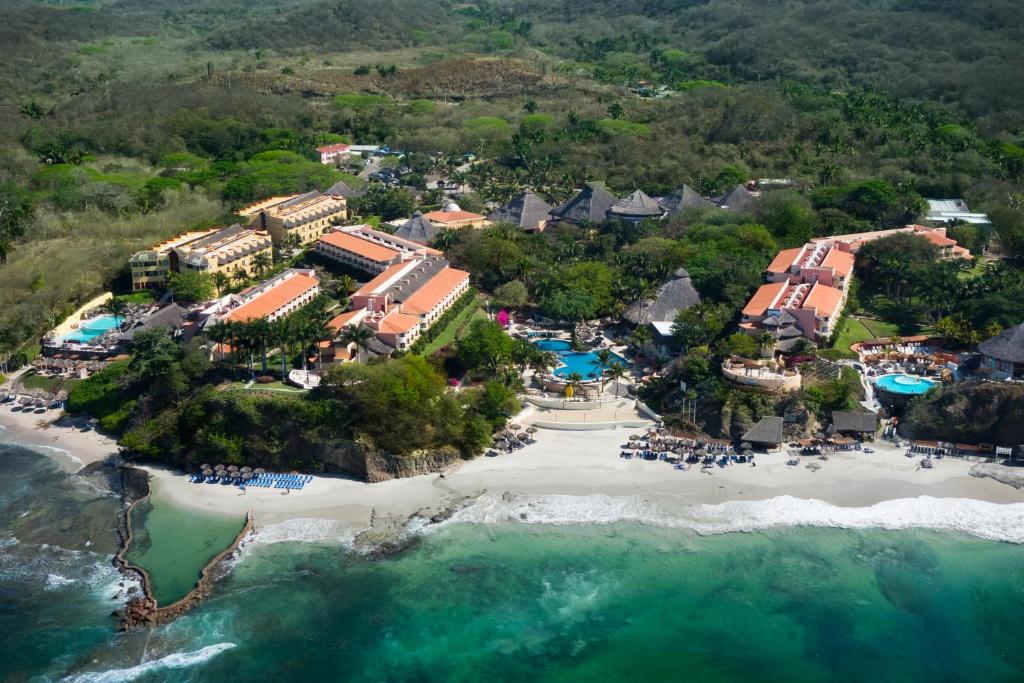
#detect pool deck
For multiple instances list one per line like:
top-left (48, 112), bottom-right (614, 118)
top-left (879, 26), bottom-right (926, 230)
top-left (52, 291), bottom-right (113, 338)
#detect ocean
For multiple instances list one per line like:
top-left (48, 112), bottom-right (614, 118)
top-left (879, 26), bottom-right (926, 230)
top-left (2, 440), bottom-right (1024, 682)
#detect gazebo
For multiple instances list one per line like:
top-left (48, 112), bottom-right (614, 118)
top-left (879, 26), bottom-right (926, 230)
top-left (978, 322), bottom-right (1024, 379)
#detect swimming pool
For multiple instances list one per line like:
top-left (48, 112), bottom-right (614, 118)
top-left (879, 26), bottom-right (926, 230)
top-left (874, 373), bottom-right (936, 395)
top-left (59, 314), bottom-right (122, 343)
top-left (533, 339), bottom-right (630, 380)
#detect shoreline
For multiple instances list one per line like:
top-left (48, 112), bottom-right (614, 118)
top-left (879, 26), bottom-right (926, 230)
top-left (0, 404), bottom-right (120, 473)
top-left (3, 403), bottom-right (1023, 542)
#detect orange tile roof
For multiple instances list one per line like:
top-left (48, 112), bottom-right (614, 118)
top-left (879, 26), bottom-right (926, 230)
top-left (378, 311), bottom-right (420, 334)
top-left (353, 262), bottom-right (409, 296)
top-left (421, 210), bottom-right (485, 224)
top-left (917, 230), bottom-right (956, 247)
top-left (820, 248), bottom-right (855, 277)
top-left (225, 274), bottom-right (318, 322)
top-left (401, 267), bottom-right (470, 315)
top-left (803, 283), bottom-right (844, 317)
top-left (766, 248), bottom-right (802, 274)
top-left (318, 231), bottom-right (401, 262)
top-left (742, 282), bottom-right (787, 317)
top-left (327, 310), bottom-right (363, 331)
top-left (318, 143), bottom-right (350, 153)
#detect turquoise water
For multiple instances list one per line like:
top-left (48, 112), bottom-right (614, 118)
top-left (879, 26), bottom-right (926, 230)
top-left (875, 373), bottom-right (936, 395)
top-left (59, 314), bottom-right (123, 343)
top-left (124, 486), bottom-right (244, 606)
top-left (4, 440), bottom-right (1024, 682)
top-left (533, 339), bottom-right (630, 380)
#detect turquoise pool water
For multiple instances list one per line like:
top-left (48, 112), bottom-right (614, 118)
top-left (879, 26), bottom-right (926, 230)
top-left (875, 373), bottom-right (936, 395)
top-left (533, 339), bottom-right (629, 380)
top-left (59, 315), bottom-right (122, 343)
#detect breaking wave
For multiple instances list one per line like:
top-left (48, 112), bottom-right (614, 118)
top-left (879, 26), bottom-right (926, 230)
top-left (252, 518), bottom-right (359, 546)
top-left (63, 643), bottom-right (237, 683)
top-left (443, 494), bottom-right (1024, 544)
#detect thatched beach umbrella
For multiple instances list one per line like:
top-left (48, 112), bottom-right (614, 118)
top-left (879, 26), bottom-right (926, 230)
top-left (508, 423), bottom-right (522, 431)
top-left (214, 464), bottom-right (225, 472)
top-left (254, 468), bottom-right (266, 475)
top-left (200, 464), bottom-right (211, 471)
top-left (241, 472), bottom-right (253, 480)
top-left (202, 468), bottom-right (213, 476)
top-left (241, 466), bottom-right (252, 474)
top-left (227, 465), bottom-right (239, 473)
top-left (740, 442), bottom-right (752, 451)
top-left (525, 426), bottom-right (537, 434)
top-left (629, 434), bottom-right (640, 441)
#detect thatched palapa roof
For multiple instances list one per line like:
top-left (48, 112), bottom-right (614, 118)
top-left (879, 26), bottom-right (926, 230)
top-left (716, 184), bottom-right (760, 213)
top-left (549, 182), bottom-right (618, 225)
top-left (488, 190), bottom-right (553, 231)
top-left (978, 322), bottom-right (1024, 364)
top-left (623, 268), bottom-right (701, 325)
top-left (610, 190), bottom-right (663, 219)
top-left (831, 411), bottom-right (879, 434)
top-left (741, 416), bottom-right (785, 445)
top-left (395, 211), bottom-right (440, 245)
top-left (660, 184), bottom-right (714, 216)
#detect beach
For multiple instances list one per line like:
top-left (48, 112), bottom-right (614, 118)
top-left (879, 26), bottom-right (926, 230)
top-left (142, 428), bottom-right (1024, 542)
top-left (0, 402), bottom-right (120, 473)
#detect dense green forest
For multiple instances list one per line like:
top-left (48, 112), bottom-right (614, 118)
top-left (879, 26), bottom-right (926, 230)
top-left (1, 0), bottom-right (1023, 356)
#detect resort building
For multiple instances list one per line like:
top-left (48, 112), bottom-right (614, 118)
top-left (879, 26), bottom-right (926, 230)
top-left (488, 190), bottom-right (553, 232)
top-left (715, 184), bottom-right (760, 213)
top-left (314, 225), bottom-right (439, 274)
top-left (419, 203), bottom-right (488, 229)
top-left (548, 182), bottom-right (619, 225)
top-left (741, 416), bottom-right (785, 450)
top-left (816, 224), bottom-right (971, 260)
top-left (206, 268), bottom-right (320, 324)
top-left (317, 143), bottom-right (350, 164)
top-left (609, 190), bottom-right (664, 223)
top-left (624, 268), bottom-right (701, 358)
top-left (243, 191), bottom-right (348, 247)
top-left (394, 211), bottom-right (441, 245)
top-left (924, 198), bottom-right (992, 227)
top-left (741, 280), bottom-right (845, 344)
top-left (765, 240), bottom-right (855, 293)
top-left (129, 229), bottom-right (219, 291)
top-left (176, 224), bottom-right (273, 279)
top-left (659, 184), bottom-right (715, 218)
top-left (333, 256), bottom-right (470, 353)
top-left (977, 322), bottom-right (1024, 379)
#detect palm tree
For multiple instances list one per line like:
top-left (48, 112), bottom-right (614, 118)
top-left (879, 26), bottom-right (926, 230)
top-left (755, 332), bottom-right (776, 357)
top-left (593, 349), bottom-right (615, 392)
top-left (566, 371), bottom-right (584, 398)
top-left (212, 271), bottom-right (231, 296)
top-left (307, 318), bottom-right (333, 372)
top-left (605, 362), bottom-right (628, 397)
top-left (252, 252), bottom-right (272, 277)
top-left (337, 274), bottom-right (357, 297)
top-left (206, 321), bottom-right (229, 362)
top-left (231, 267), bottom-right (248, 286)
top-left (433, 228), bottom-right (458, 252)
top-left (511, 339), bottom-right (534, 375)
top-left (340, 325), bottom-right (376, 363)
top-left (271, 318), bottom-right (293, 378)
top-left (101, 296), bottom-right (128, 330)
top-left (792, 337), bottom-right (816, 357)
top-left (248, 318), bottom-right (272, 374)
top-left (630, 325), bottom-right (653, 354)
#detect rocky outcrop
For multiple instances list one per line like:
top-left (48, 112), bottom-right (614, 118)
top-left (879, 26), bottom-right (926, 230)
top-left (902, 381), bottom-right (1024, 446)
top-left (970, 463), bottom-right (1024, 489)
top-left (316, 438), bottom-right (464, 483)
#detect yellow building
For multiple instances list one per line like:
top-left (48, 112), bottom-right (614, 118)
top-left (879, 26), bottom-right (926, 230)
top-left (243, 191), bottom-right (347, 247)
top-left (176, 224), bottom-right (274, 280)
top-left (129, 229), bottom-right (219, 291)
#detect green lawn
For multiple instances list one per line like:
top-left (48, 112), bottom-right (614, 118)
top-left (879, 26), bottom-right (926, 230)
top-left (120, 290), bottom-right (156, 305)
top-left (831, 317), bottom-right (900, 352)
top-left (420, 300), bottom-right (485, 355)
top-left (19, 371), bottom-right (80, 394)
top-left (225, 380), bottom-right (306, 394)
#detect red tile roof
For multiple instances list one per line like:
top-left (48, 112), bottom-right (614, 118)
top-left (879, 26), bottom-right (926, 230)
top-left (803, 283), bottom-right (844, 317)
top-left (742, 282), bottom-right (787, 317)
top-left (767, 248), bottom-right (802, 274)
top-left (327, 310), bottom-right (363, 331)
top-left (318, 143), bottom-right (350, 153)
top-left (378, 311), bottom-right (420, 334)
top-left (225, 275), bottom-right (319, 322)
top-left (820, 248), bottom-right (855, 277)
top-left (401, 268), bottom-right (470, 315)
top-left (318, 231), bottom-right (401, 262)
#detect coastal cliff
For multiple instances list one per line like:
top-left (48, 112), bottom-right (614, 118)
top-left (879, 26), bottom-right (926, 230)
top-left (902, 382), bottom-right (1024, 446)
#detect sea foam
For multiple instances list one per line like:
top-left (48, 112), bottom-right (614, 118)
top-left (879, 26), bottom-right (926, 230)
top-left (62, 643), bottom-right (237, 683)
top-left (253, 518), bottom-right (359, 545)
top-left (444, 494), bottom-right (1024, 544)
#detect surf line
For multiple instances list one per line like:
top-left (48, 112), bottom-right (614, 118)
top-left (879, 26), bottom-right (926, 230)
top-left (111, 466), bottom-right (254, 630)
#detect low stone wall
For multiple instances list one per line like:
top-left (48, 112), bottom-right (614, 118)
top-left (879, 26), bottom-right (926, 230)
top-left (721, 362), bottom-right (801, 392)
top-left (526, 396), bottom-right (606, 410)
top-left (635, 400), bottom-right (661, 421)
top-left (112, 466), bottom-right (254, 630)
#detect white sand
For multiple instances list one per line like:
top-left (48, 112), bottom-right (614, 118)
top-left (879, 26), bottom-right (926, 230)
top-left (145, 429), bottom-right (1024, 533)
top-left (0, 403), bottom-right (120, 473)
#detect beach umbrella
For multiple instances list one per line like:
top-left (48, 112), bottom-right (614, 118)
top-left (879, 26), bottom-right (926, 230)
top-left (525, 426), bottom-right (538, 434)
top-left (740, 442), bottom-right (752, 451)
top-left (628, 434), bottom-right (639, 441)
top-left (200, 463), bottom-right (211, 471)
top-left (227, 465), bottom-right (239, 472)
top-left (254, 468), bottom-right (266, 475)
top-left (241, 472), bottom-right (253, 480)
top-left (214, 464), bottom-right (225, 471)
top-left (240, 466), bottom-right (252, 474)
top-left (202, 468), bottom-right (213, 476)
top-left (508, 423), bottom-right (522, 431)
